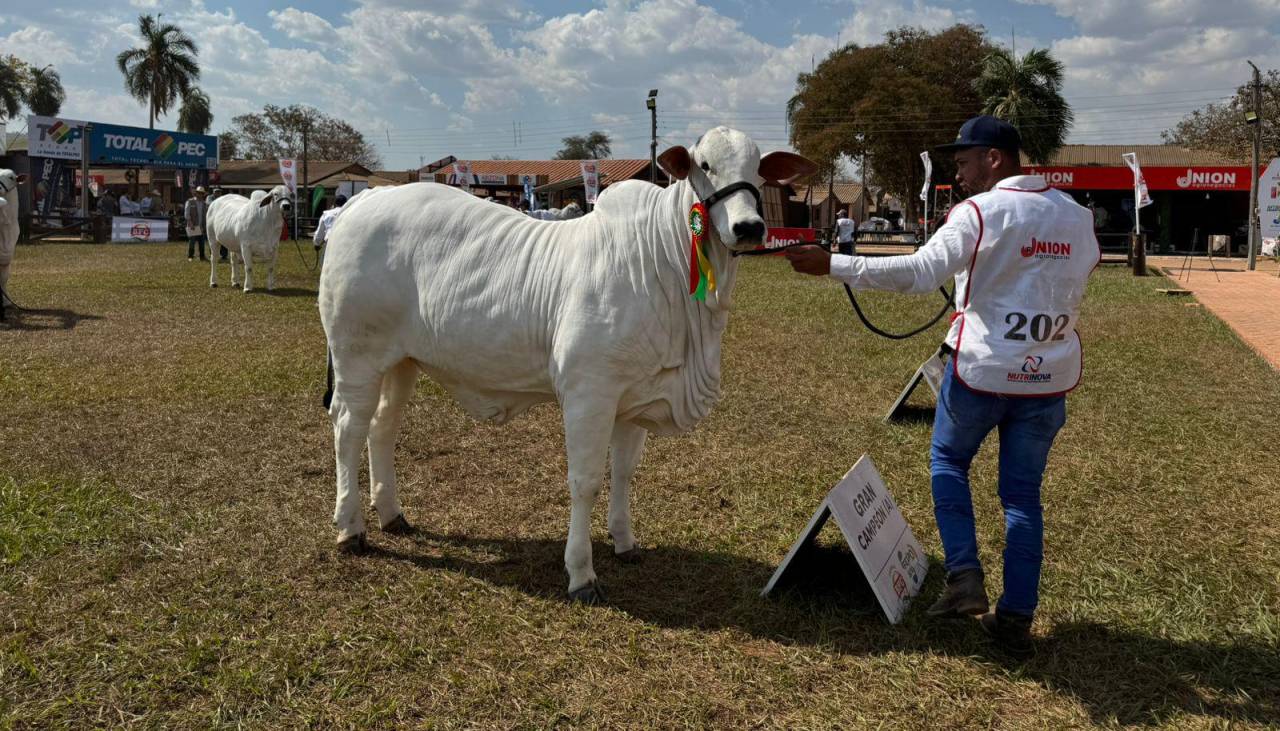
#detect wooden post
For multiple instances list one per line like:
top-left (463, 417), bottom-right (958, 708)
top-left (1131, 232), bottom-right (1147, 276)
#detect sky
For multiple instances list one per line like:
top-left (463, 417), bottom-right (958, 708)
top-left (3, 0), bottom-right (1279, 170)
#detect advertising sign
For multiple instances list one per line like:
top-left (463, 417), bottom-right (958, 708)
top-left (1121, 153), bottom-right (1154, 208)
top-left (278, 158), bottom-right (297, 195)
top-left (453, 162), bottom-right (473, 191)
top-left (477, 173), bottom-right (507, 185)
top-left (755, 226), bottom-right (816, 255)
top-left (111, 216), bottom-right (170, 242)
top-left (762, 454), bottom-right (929, 624)
top-left (88, 122), bottom-right (218, 170)
top-left (580, 161), bottom-right (599, 205)
top-left (1257, 158), bottom-right (1280, 240)
top-left (520, 174), bottom-right (537, 210)
top-left (1025, 165), bottom-right (1251, 192)
top-left (28, 115), bottom-right (90, 160)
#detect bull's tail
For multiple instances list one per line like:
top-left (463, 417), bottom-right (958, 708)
top-left (323, 347), bottom-right (334, 409)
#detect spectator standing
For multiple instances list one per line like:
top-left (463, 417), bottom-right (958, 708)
top-left (184, 187), bottom-right (208, 261)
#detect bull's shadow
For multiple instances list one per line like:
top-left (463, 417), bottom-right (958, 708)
top-left (0, 307), bottom-right (102, 331)
top-left (366, 529), bottom-right (1279, 727)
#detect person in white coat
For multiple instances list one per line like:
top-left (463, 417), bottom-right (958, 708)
top-left (834, 209), bottom-right (857, 255)
top-left (785, 116), bottom-right (1098, 657)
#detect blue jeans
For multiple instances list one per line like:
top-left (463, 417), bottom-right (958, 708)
top-left (931, 365), bottom-right (1066, 617)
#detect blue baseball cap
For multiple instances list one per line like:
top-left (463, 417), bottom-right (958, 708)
top-left (936, 115), bottom-right (1022, 153)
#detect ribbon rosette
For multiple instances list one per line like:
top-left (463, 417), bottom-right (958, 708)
top-left (688, 202), bottom-right (715, 301)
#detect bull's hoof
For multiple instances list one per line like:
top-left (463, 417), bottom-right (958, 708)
top-left (614, 547), bottom-right (642, 564)
top-left (336, 533), bottom-right (368, 555)
top-left (381, 513), bottom-right (413, 535)
top-left (567, 581), bottom-right (606, 605)
top-left (210, 283), bottom-right (217, 288)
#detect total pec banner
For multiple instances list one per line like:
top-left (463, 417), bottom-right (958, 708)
top-left (89, 122), bottom-right (219, 170)
top-left (28, 115), bottom-right (90, 160)
top-left (1258, 158), bottom-right (1280, 240)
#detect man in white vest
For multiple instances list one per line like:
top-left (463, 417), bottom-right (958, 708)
top-left (785, 115), bottom-right (1098, 657)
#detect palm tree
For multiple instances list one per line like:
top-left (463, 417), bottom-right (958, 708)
top-left (26, 65), bottom-right (66, 117)
top-left (177, 87), bottom-right (213, 134)
top-left (116, 14), bottom-right (200, 129)
top-left (974, 47), bottom-right (1073, 164)
top-left (0, 56), bottom-right (25, 121)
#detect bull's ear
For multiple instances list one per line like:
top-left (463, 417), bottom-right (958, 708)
top-left (258, 194), bottom-right (274, 208)
top-left (759, 151), bottom-right (819, 185)
top-left (657, 146), bottom-right (692, 180)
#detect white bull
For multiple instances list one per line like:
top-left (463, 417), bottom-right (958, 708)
top-left (319, 127), bottom-right (815, 601)
top-left (527, 201), bottom-right (584, 220)
top-left (0, 169), bottom-right (26, 313)
top-left (206, 185), bottom-right (293, 291)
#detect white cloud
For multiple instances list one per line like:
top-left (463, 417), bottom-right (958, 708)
top-left (2, 26), bottom-right (81, 67)
top-left (268, 8), bottom-right (336, 45)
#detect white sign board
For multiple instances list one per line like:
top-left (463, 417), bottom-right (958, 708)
top-left (336, 180), bottom-right (368, 199)
top-left (580, 161), bottom-right (599, 205)
top-left (1257, 158), bottom-right (1280, 240)
top-left (28, 115), bottom-right (90, 160)
top-left (763, 454), bottom-right (929, 624)
top-left (278, 158), bottom-right (297, 195)
top-left (111, 216), bottom-right (170, 242)
top-left (478, 173), bottom-right (506, 185)
top-left (885, 347), bottom-right (949, 422)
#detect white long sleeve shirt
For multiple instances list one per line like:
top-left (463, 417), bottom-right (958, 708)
top-left (828, 202), bottom-right (980, 346)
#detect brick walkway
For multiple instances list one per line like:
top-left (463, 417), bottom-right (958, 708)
top-left (1150, 256), bottom-right (1280, 370)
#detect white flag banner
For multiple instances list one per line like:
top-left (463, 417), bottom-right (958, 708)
top-left (453, 161), bottom-right (473, 192)
top-left (520, 174), bottom-right (537, 210)
top-left (278, 158), bottom-right (297, 195)
top-left (919, 151), bottom-right (932, 202)
top-left (1121, 153), bottom-right (1154, 209)
top-left (580, 161), bottom-right (600, 205)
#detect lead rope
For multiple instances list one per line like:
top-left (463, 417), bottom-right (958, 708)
top-left (734, 240), bottom-right (955, 339)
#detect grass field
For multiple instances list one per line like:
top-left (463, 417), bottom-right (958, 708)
top-left (2, 243), bottom-right (1278, 729)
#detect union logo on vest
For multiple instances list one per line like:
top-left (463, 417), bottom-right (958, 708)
top-left (1020, 237), bottom-right (1072, 260)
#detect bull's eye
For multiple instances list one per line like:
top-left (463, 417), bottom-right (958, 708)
top-left (700, 161), bottom-right (710, 172)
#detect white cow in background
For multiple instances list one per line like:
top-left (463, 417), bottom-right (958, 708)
top-left (527, 201), bottom-right (583, 220)
top-left (319, 127), bottom-right (815, 602)
top-left (206, 185), bottom-right (293, 291)
top-left (0, 169), bottom-right (26, 312)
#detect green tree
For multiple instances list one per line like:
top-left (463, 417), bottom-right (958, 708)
top-left (116, 14), bottom-right (200, 129)
top-left (217, 131), bottom-right (239, 160)
top-left (26, 65), bottom-right (66, 117)
top-left (224, 104), bottom-right (381, 168)
top-left (789, 25), bottom-right (995, 220)
top-left (0, 56), bottom-right (28, 121)
top-left (177, 87), bottom-right (213, 135)
top-left (555, 131), bottom-right (611, 159)
top-left (1163, 69), bottom-right (1280, 159)
top-left (974, 47), bottom-right (1073, 164)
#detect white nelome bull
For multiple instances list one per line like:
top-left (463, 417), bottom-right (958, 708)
top-left (0, 169), bottom-right (26, 309)
top-left (206, 185), bottom-right (293, 292)
top-left (319, 127), bottom-right (816, 602)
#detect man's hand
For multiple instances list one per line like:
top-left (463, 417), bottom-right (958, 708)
top-left (784, 245), bottom-right (832, 276)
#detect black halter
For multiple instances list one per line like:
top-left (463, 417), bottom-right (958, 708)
top-left (700, 180), bottom-right (763, 218)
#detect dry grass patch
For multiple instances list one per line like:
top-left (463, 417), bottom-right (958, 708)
top-left (1, 243), bottom-right (1278, 729)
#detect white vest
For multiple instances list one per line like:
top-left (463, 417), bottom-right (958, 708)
top-left (951, 175), bottom-right (1099, 396)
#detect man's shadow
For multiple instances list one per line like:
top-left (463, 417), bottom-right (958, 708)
top-left (0, 307), bottom-right (102, 331)
top-left (363, 529), bottom-right (1279, 726)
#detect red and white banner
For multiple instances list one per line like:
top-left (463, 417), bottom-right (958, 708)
top-left (278, 158), bottom-right (297, 195)
top-left (1120, 153), bottom-right (1154, 208)
top-left (1258, 158), bottom-right (1280, 240)
top-left (1025, 165), bottom-right (1251, 192)
top-left (453, 161), bottom-right (473, 191)
top-left (754, 226), bottom-right (817, 255)
top-left (580, 161), bottom-right (600, 204)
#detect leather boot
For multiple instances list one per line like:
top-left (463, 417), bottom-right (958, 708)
top-left (980, 609), bottom-right (1035, 659)
top-left (926, 568), bottom-right (989, 618)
